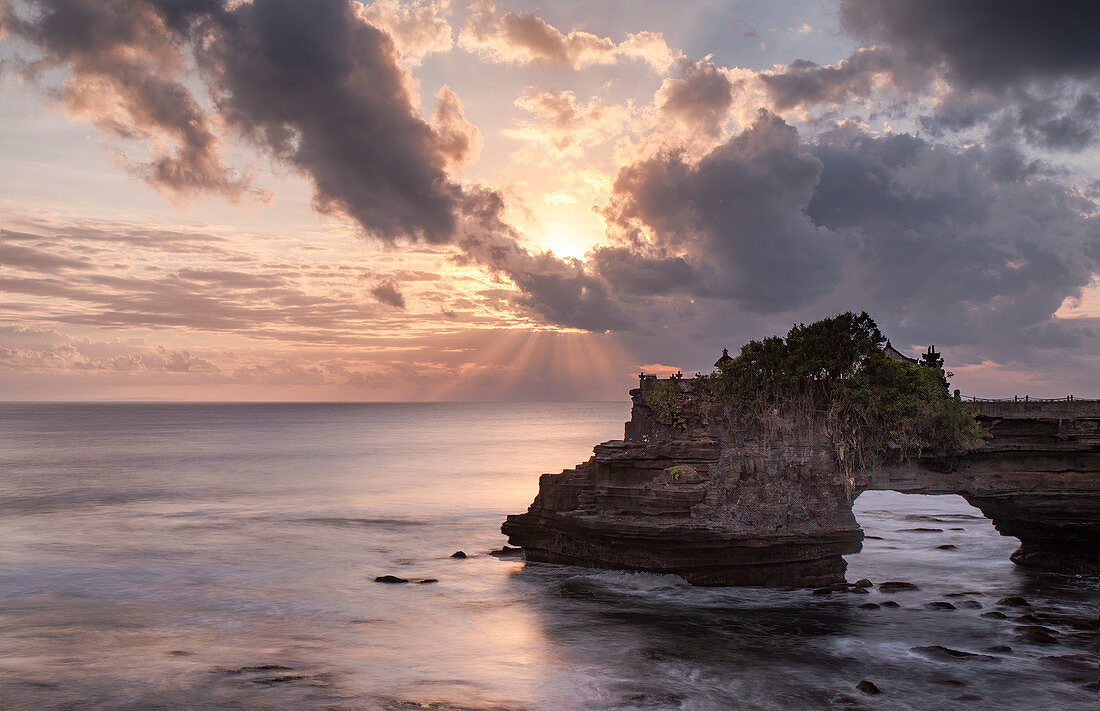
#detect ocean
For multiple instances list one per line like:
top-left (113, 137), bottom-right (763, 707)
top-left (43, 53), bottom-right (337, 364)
top-left (1, 402), bottom-right (1096, 710)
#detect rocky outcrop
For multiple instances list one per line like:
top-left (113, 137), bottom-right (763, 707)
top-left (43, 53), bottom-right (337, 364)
top-left (863, 401), bottom-right (1100, 575)
top-left (504, 382), bottom-right (1100, 586)
top-left (502, 380), bottom-right (863, 586)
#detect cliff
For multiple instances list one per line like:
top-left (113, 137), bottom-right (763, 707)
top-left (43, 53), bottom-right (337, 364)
top-left (502, 379), bottom-right (864, 586)
top-left (862, 400), bottom-right (1100, 575)
top-left (503, 383), bottom-right (1100, 586)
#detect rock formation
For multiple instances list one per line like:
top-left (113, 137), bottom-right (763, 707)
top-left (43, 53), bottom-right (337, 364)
top-left (502, 378), bottom-right (864, 586)
top-left (503, 381), bottom-right (1100, 586)
top-left (863, 400), bottom-right (1100, 576)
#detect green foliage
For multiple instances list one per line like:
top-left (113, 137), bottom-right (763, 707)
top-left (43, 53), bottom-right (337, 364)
top-left (829, 351), bottom-right (983, 466)
top-left (700, 311), bottom-right (980, 466)
top-left (645, 380), bottom-right (687, 429)
top-left (717, 311), bottom-right (885, 401)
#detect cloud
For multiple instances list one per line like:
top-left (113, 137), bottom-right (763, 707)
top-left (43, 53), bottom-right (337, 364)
top-left (1, 0), bottom-right (501, 244)
top-left (602, 111), bottom-right (842, 311)
top-left (507, 88), bottom-right (631, 161)
top-left (458, 1), bottom-right (679, 72)
top-left (657, 59), bottom-right (735, 139)
top-left (371, 279), bottom-right (407, 308)
top-left (760, 0), bottom-right (1100, 150)
top-left (356, 0), bottom-right (453, 65)
top-left (1, 0), bottom-right (249, 199)
top-left (430, 85), bottom-right (483, 169)
top-left (838, 0), bottom-right (1100, 91)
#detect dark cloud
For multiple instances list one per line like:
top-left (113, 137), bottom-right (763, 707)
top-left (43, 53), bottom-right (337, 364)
top-left (761, 0), bottom-right (1100, 150)
top-left (1, 0), bottom-right (498, 244)
top-left (589, 114), bottom-right (1100, 354)
top-left (761, 48), bottom-right (921, 111)
top-left (805, 126), bottom-right (1100, 346)
top-left (659, 60), bottom-right (734, 138)
top-left (838, 0), bottom-right (1100, 91)
top-left (603, 111), bottom-right (842, 312)
top-left (1, 0), bottom-right (246, 198)
top-left (370, 280), bottom-right (406, 309)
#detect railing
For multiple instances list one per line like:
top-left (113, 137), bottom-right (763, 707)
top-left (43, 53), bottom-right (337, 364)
top-left (963, 395), bottom-right (1100, 402)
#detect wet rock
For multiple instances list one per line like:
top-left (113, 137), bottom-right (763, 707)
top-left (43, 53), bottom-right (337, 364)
top-left (911, 645), bottom-right (998, 662)
top-left (251, 675), bottom-right (309, 685)
top-left (880, 601), bottom-right (901, 608)
top-left (1014, 626), bottom-right (1059, 644)
top-left (489, 546), bottom-right (523, 558)
top-left (859, 603), bottom-right (881, 610)
top-left (1015, 613), bottom-right (1041, 623)
top-left (865, 535), bottom-right (884, 540)
top-left (1040, 653), bottom-right (1099, 671)
top-left (937, 544), bottom-right (958, 550)
top-left (926, 601), bottom-right (957, 610)
top-left (899, 528), bottom-right (943, 533)
top-left (1029, 613), bottom-right (1098, 631)
top-left (854, 578), bottom-right (873, 588)
top-left (981, 611), bottom-right (1009, 620)
top-left (949, 527), bottom-right (966, 531)
top-left (417, 578), bottom-right (438, 584)
top-left (996, 595), bottom-right (1031, 608)
top-left (952, 694), bottom-right (983, 701)
top-left (932, 679), bottom-right (966, 687)
top-left (985, 645), bottom-right (1013, 653)
top-left (450, 551), bottom-right (467, 559)
top-left (855, 680), bottom-right (881, 695)
top-left (167, 650), bottom-right (193, 656)
top-left (225, 664), bottom-right (293, 675)
top-left (375, 575), bottom-right (410, 584)
top-left (957, 600), bottom-right (983, 610)
top-left (1082, 681), bottom-right (1100, 693)
top-left (944, 591), bottom-right (983, 597)
top-left (878, 581), bottom-right (920, 593)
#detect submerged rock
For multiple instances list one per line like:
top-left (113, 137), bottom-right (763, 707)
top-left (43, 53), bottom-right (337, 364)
top-left (996, 596), bottom-right (1031, 608)
top-left (855, 680), bottom-right (881, 695)
top-left (878, 581), bottom-right (920, 593)
top-left (375, 575), bottom-right (409, 584)
top-left (926, 601), bottom-right (957, 610)
top-left (911, 645), bottom-right (998, 662)
top-left (450, 551), bottom-right (467, 559)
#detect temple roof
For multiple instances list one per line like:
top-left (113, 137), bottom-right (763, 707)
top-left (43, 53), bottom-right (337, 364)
top-left (714, 348), bottom-right (734, 368)
top-left (883, 340), bottom-right (918, 364)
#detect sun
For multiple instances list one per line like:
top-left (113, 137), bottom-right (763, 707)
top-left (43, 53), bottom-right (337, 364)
top-left (538, 222), bottom-right (597, 261)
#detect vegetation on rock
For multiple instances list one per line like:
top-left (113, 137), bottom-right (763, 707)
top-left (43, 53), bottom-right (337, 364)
top-left (645, 380), bottom-right (688, 429)
top-left (690, 312), bottom-right (982, 468)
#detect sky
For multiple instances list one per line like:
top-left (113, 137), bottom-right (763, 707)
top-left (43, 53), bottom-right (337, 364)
top-left (1, 0), bottom-right (1099, 401)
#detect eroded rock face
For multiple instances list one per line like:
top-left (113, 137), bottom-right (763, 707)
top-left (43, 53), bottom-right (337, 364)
top-left (502, 383), bottom-right (863, 586)
top-left (504, 383), bottom-right (1100, 586)
top-left (864, 401), bottom-right (1100, 576)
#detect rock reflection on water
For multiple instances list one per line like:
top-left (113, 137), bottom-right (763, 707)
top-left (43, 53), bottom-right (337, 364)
top-left (1, 404), bottom-right (1097, 711)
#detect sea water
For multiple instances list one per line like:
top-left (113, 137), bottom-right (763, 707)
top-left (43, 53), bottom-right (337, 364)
top-left (1, 402), bottom-right (1096, 710)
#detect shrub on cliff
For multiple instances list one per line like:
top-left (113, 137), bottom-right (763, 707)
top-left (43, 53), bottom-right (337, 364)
top-left (645, 380), bottom-right (688, 429)
top-left (701, 312), bottom-right (981, 466)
